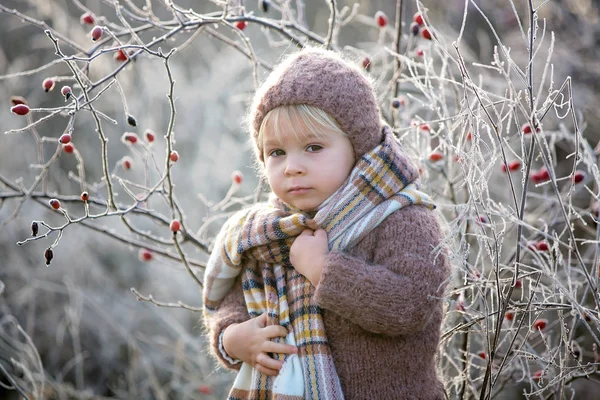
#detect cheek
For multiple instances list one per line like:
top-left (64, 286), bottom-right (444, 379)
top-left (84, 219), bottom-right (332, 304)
top-left (264, 167), bottom-right (282, 191)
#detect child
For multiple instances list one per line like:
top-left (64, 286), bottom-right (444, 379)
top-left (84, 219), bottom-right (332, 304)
top-left (203, 47), bottom-right (450, 399)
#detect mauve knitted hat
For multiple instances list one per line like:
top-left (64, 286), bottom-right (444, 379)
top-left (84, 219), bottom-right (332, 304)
top-left (248, 47), bottom-right (384, 162)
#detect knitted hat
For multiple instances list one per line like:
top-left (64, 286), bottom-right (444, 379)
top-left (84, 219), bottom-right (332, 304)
top-left (248, 47), bottom-right (384, 162)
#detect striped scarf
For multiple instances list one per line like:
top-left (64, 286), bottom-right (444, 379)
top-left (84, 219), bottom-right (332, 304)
top-left (203, 127), bottom-right (435, 399)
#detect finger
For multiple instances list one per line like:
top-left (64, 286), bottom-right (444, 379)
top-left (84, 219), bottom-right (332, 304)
top-left (255, 362), bottom-right (280, 376)
top-left (264, 324), bottom-right (289, 339)
top-left (257, 352), bottom-right (284, 371)
top-left (299, 229), bottom-right (314, 236)
top-left (314, 228), bottom-right (328, 240)
top-left (263, 341), bottom-right (298, 355)
top-left (255, 312), bottom-right (267, 328)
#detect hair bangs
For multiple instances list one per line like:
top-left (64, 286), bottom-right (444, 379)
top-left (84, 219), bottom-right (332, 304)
top-left (258, 104), bottom-right (346, 158)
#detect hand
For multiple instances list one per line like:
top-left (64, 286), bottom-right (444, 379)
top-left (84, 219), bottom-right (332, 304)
top-left (290, 228), bottom-right (328, 286)
top-left (222, 313), bottom-right (298, 376)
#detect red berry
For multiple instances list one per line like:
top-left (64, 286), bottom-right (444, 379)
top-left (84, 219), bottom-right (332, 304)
top-left (592, 203), bottom-right (600, 218)
top-left (80, 191), bottom-right (89, 201)
top-left (144, 129), bottom-right (155, 143)
top-left (91, 26), bottom-right (102, 41)
top-left (531, 167), bottom-right (549, 183)
top-left (198, 385), bottom-right (212, 394)
top-left (59, 133), bottom-right (71, 144)
top-left (61, 86), bottom-right (72, 99)
top-left (375, 11), bottom-right (388, 28)
top-left (362, 57), bottom-right (371, 72)
top-left (477, 351), bottom-right (486, 359)
top-left (11, 104), bottom-right (30, 116)
top-left (122, 133), bottom-right (139, 144)
top-left (505, 311), bottom-right (515, 321)
top-left (573, 171), bottom-right (585, 184)
top-left (515, 279), bottom-right (522, 289)
top-left (63, 143), bottom-right (74, 153)
top-left (533, 318), bottom-right (548, 331)
top-left (170, 220), bottom-right (181, 232)
top-left (536, 241), bottom-right (549, 251)
top-left (409, 21), bottom-right (420, 36)
top-left (138, 248), bottom-right (153, 262)
top-left (170, 151), bottom-right (179, 162)
top-left (122, 156), bottom-right (132, 170)
top-left (413, 12), bottom-right (424, 26)
top-left (533, 370), bottom-right (543, 380)
top-left (236, 20), bottom-right (247, 30)
top-left (416, 48), bottom-right (425, 57)
top-left (421, 28), bottom-right (432, 40)
top-left (466, 132), bottom-right (472, 141)
top-left (80, 13), bottom-right (95, 25)
top-left (521, 123), bottom-right (540, 134)
top-left (42, 78), bottom-right (55, 92)
top-left (114, 49), bottom-right (128, 62)
top-left (478, 216), bottom-right (487, 224)
top-left (232, 170), bottom-right (243, 184)
top-left (420, 124), bottom-right (430, 131)
top-left (429, 152), bottom-right (443, 162)
top-left (10, 96), bottom-right (27, 106)
top-left (49, 199), bottom-right (61, 210)
top-left (508, 160), bottom-right (521, 171)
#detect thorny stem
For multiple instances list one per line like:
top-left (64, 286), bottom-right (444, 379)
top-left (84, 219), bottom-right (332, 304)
top-left (162, 51), bottom-right (203, 289)
top-left (452, 43), bottom-right (520, 400)
top-left (0, 5), bottom-right (86, 53)
top-left (0, 172), bottom-right (208, 263)
top-left (325, 0), bottom-right (337, 49)
top-left (393, 0), bottom-right (404, 99)
top-left (391, 0), bottom-right (404, 128)
top-left (130, 288), bottom-right (203, 312)
top-left (45, 30), bottom-right (118, 211)
top-left (0, 146), bottom-right (62, 232)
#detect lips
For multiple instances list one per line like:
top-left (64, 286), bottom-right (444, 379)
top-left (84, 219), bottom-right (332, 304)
top-left (288, 186), bottom-right (311, 194)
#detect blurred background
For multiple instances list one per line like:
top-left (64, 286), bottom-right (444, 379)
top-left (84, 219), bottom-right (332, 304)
top-left (1, 0), bottom-right (600, 398)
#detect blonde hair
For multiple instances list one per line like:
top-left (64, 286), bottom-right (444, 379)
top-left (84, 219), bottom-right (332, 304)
top-left (255, 104), bottom-right (347, 163)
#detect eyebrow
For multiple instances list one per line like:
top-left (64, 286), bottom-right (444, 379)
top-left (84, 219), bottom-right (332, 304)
top-left (263, 133), bottom-right (323, 148)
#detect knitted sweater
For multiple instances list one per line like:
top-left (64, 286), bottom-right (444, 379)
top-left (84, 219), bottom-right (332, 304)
top-left (205, 204), bottom-right (450, 399)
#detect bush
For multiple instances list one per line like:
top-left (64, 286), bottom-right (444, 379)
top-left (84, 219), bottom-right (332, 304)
top-left (1, 0), bottom-right (599, 398)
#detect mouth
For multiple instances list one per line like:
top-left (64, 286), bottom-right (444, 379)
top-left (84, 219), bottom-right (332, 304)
top-left (288, 187), bottom-right (311, 195)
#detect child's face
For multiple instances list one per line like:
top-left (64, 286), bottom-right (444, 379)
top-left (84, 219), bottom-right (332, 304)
top-left (263, 127), bottom-right (355, 212)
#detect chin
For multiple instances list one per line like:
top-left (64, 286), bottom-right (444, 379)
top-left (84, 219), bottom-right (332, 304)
top-left (286, 200), bottom-right (313, 212)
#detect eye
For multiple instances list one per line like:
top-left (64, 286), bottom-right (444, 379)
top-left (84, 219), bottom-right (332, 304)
top-left (306, 144), bottom-right (323, 152)
top-left (268, 149), bottom-right (285, 157)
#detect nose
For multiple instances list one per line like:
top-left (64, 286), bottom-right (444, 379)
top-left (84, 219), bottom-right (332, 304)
top-left (284, 154), bottom-right (306, 176)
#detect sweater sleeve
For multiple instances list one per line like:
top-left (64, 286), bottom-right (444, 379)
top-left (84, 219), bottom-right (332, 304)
top-left (313, 205), bottom-right (450, 336)
top-left (203, 275), bottom-right (250, 371)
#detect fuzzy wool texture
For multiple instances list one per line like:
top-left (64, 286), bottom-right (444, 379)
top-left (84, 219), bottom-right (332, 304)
top-left (248, 47), bottom-right (383, 162)
top-left (205, 204), bottom-right (450, 400)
